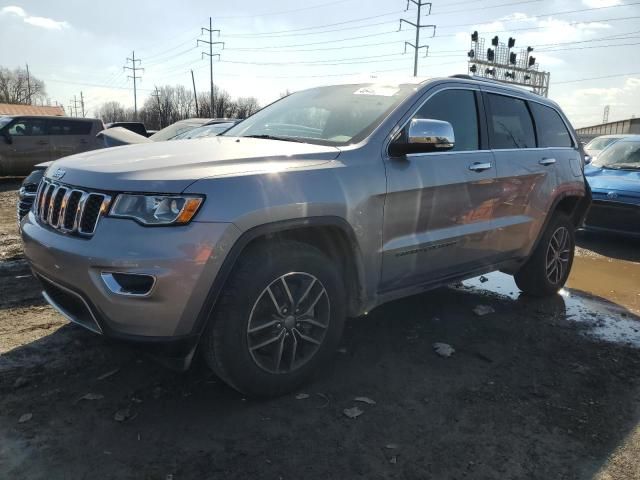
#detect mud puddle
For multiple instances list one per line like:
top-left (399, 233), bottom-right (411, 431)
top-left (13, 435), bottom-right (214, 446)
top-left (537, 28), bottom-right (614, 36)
top-left (462, 258), bottom-right (640, 348)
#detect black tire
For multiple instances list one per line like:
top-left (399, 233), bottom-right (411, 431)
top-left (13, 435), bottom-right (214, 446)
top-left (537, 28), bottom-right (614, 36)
top-left (514, 213), bottom-right (575, 297)
top-left (201, 240), bottom-right (346, 397)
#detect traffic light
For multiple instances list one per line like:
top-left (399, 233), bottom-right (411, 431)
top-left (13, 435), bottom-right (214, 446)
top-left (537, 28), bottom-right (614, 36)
top-left (492, 36), bottom-right (499, 46)
top-left (528, 56), bottom-right (536, 67)
top-left (485, 68), bottom-right (496, 76)
top-left (470, 64), bottom-right (477, 73)
top-left (471, 31), bottom-right (479, 42)
top-left (468, 49), bottom-right (475, 58)
top-left (487, 48), bottom-right (495, 62)
top-left (509, 52), bottom-right (517, 65)
top-left (508, 37), bottom-right (516, 48)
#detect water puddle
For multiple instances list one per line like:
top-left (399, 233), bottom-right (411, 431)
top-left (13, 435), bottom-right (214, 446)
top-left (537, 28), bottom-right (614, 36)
top-left (461, 271), bottom-right (640, 349)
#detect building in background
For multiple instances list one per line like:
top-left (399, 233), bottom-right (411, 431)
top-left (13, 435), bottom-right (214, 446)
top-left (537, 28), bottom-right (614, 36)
top-left (575, 118), bottom-right (640, 142)
top-left (0, 103), bottom-right (65, 117)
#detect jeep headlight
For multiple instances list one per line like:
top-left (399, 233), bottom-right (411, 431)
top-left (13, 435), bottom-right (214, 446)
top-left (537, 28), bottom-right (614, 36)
top-left (110, 194), bottom-right (204, 225)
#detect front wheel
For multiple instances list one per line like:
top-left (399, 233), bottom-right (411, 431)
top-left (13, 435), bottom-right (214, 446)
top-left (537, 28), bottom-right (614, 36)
top-left (514, 213), bottom-right (575, 297)
top-left (201, 240), bottom-right (346, 397)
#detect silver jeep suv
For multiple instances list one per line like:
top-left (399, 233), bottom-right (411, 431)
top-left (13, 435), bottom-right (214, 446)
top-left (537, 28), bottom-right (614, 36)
top-left (21, 76), bottom-right (590, 396)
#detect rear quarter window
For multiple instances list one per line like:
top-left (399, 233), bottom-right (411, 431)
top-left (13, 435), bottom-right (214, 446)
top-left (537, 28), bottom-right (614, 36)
top-left (49, 120), bottom-right (92, 135)
top-left (529, 102), bottom-right (573, 148)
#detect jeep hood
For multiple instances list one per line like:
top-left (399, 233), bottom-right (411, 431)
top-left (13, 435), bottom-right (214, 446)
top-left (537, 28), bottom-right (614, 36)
top-left (44, 136), bottom-right (341, 192)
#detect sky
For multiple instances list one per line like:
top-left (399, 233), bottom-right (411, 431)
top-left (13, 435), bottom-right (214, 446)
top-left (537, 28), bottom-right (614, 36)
top-left (1, 0), bottom-right (639, 128)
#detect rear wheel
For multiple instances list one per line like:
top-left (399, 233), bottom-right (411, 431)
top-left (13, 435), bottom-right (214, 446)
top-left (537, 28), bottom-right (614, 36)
top-left (201, 240), bottom-right (345, 397)
top-left (514, 213), bottom-right (575, 297)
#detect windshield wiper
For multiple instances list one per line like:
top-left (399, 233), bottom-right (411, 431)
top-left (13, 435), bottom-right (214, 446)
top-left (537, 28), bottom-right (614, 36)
top-left (241, 134), bottom-right (305, 143)
top-left (602, 164), bottom-right (640, 171)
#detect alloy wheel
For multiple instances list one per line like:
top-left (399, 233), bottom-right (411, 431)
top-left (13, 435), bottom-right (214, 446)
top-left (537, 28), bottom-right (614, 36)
top-left (545, 226), bottom-right (571, 285)
top-left (246, 272), bottom-right (330, 374)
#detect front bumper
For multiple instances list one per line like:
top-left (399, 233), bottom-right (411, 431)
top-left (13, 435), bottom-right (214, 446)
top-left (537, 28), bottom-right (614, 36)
top-left (21, 211), bottom-right (241, 339)
top-left (583, 198), bottom-right (640, 237)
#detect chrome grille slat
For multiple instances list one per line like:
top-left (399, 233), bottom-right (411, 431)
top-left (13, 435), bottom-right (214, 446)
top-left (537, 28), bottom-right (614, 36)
top-left (46, 185), bottom-right (60, 225)
top-left (58, 189), bottom-right (74, 229)
top-left (33, 180), bottom-right (110, 237)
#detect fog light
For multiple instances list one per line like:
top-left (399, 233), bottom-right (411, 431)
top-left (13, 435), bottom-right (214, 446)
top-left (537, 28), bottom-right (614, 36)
top-left (101, 272), bottom-right (156, 297)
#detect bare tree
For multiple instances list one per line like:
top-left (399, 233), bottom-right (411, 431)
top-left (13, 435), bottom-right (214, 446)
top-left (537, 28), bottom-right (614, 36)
top-left (95, 101), bottom-right (127, 123)
top-left (235, 97), bottom-right (261, 118)
top-left (0, 66), bottom-right (46, 105)
top-left (94, 82), bottom-right (260, 130)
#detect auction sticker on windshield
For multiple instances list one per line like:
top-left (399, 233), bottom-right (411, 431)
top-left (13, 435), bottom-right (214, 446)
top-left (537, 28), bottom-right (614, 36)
top-left (353, 86), bottom-right (400, 96)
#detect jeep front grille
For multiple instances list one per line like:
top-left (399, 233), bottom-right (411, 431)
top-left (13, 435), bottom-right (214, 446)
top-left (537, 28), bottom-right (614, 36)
top-left (33, 180), bottom-right (111, 236)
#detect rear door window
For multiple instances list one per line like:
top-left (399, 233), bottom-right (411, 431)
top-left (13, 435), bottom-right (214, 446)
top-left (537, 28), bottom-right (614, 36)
top-left (8, 118), bottom-right (47, 136)
top-left (49, 120), bottom-right (92, 135)
top-left (486, 94), bottom-right (536, 149)
top-left (529, 102), bottom-right (573, 148)
top-left (415, 89), bottom-right (479, 151)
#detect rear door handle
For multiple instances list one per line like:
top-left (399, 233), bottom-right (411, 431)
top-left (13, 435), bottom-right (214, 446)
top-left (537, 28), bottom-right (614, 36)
top-left (539, 158), bottom-right (556, 166)
top-left (469, 162), bottom-right (492, 172)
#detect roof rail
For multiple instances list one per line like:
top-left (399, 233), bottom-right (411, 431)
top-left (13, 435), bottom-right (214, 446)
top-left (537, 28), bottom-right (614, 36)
top-left (449, 74), bottom-right (534, 94)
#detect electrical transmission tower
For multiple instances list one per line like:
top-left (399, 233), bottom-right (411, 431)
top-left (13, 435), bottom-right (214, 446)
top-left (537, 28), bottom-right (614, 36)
top-left (603, 105), bottom-right (610, 124)
top-left (80, 91), bottom-right (85, 117)
top-left (198, 17), bottom-right (224, 116)
top-left (399, 1), bottom-right (436, 77)
top-left (124, 51), bottom-right (143, 119)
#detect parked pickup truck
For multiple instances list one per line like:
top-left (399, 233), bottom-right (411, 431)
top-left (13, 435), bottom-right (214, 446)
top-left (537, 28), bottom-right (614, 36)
top-left (0, 116), bottom-right (104, 176)
top-left (21, 76), bottom-right (591, 396)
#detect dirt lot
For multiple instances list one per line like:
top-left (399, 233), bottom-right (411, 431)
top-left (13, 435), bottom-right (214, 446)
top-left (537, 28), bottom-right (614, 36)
top-left (2, 177), bottom-right (640, 480)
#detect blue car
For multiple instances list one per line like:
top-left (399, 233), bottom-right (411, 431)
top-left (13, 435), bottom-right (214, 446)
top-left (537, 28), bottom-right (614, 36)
top-left (584, 135), bottom-right (640, 237)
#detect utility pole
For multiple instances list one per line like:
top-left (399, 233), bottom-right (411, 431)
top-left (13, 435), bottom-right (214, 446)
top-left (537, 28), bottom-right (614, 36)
top-left (399, 1), bottom-right (436, 76)
top-left (67, 103), bottom-right (74, 117)
top-left (198, 17), bottom-right (224, 116)
top-left (70, 95), bottom-right (81, 117)
top-left (603, 105), bottom-right (610, 124)
top-left (25, 63), bottom-right (32, 104)
top-left (151, 86), bottom-right (162, 128)
top-left (191, 69), bottom-right (199, 117)
top-left (124, 51), bottom-right (143, 120)
top-left (80, 91), bottom-right (85, 117)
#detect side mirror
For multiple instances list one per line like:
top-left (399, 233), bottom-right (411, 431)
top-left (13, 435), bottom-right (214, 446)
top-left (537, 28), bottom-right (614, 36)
top-left (389, 119), bottom-right (455, 156)
top-left (584, 154), bottom-right (592, 165)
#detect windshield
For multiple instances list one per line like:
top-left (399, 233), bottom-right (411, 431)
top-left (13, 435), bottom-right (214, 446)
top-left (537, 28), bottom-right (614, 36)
top-left (172, 122), bottom-right (234, 140)
top-left (150, 120), bottom-right (208, 141)
top-left (585, 137), bottom-right (619, 152)
top-left (592, 140), bottom-right (640, 170)
top-left (0, 116), bottom-right (13, 130)
top-left (222, 83), bottom-right (417, 146)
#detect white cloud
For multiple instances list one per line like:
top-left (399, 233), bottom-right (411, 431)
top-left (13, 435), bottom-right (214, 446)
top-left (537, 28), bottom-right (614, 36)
top-left (582, 0), bottom-right (622, 7)
top-left (0, 5), bottom-right (69, 30)
top-left (553, 77), bottom-right (640, 128)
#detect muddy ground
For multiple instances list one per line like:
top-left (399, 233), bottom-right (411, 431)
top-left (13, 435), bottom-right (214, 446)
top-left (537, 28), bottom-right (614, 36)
top-left (1, 177), bottom-right (640, 480)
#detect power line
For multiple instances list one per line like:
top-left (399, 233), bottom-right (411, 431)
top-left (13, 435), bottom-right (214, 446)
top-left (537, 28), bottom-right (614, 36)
top-left (214, 0), bottom-right (353, 19)
top-left (554, 72), bottom-right (640, 85)
top-left (538, 40), bottom-right (640, 53)
top-left (437, 1), bottom-right (640, 30)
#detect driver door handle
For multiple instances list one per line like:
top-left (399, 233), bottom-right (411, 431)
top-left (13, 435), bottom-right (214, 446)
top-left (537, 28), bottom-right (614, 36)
top-left (539, 157), bottom-right (556, 166)
top-left (468, 162), bottom-right (492, 172)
